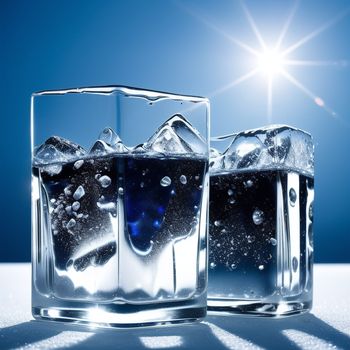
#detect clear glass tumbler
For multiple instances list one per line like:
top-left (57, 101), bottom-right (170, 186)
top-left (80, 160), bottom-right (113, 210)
top-left (208, 125), bottom-right (314, 316)
top-left (31, 86), bottom-right (210, 327)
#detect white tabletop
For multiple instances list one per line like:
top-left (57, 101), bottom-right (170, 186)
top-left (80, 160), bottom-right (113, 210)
top-left (0, 264), bottom-right (349, 350)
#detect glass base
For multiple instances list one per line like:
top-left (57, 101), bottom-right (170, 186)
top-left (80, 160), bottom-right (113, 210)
top-left (207, 299), bottom-right (312, 317)
top-left (32, 304), bottom-right (206, 328)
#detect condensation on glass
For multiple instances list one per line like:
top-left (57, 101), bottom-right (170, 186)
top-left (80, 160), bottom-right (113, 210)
top-left (208, 125), bottom-right (314, 316)
top-left (31, 86), bottom-right (210, 327)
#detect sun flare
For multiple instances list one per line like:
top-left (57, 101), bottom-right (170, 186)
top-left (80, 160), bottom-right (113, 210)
top-left (257, 49), bottom-right (285, 77)
top-left (179, 0), bottom-right (348, 122)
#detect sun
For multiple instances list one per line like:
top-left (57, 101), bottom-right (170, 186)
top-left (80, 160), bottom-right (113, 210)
top-left (257, 49), bottom-right (285, 77)
top-left (178, 0), bottom-right (346, 122)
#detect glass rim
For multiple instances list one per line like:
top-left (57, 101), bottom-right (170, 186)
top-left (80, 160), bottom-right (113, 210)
top-left (32, 85), bottom-right (209, 103)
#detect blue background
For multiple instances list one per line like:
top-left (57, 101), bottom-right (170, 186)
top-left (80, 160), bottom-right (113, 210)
top-left (0, 0), bottom-right (349, 262)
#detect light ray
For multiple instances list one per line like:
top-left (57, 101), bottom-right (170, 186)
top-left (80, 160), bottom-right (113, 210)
top-left (282, 7), bottom-right (350, 56)
top-left (275, 0), bottom-right (300, 50)
top-left (209, 68), bottom-right (259, 98)
top-left (267, 77), bottom-right (273, 123)
top-left (240, 0), bottom-right (266, 50)
top-left (178, 69), bottom-right (259, 116)
top-left (175, 2), bottom-right (260, 56)
top-left (281, 69), bottom-right (336, 116)
top-left (284, 59), bottom-right (350, 67)
top-left (281, 69), bottom-right (350, 128)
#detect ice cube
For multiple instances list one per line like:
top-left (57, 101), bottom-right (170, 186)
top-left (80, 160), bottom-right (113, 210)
top-left (220, 125), bottom-right (314, 176)
top-left (34, 136), bottom-right (86, 165)
top-left (72, 201), bottom-right (80, 211)
top-left (74, 160), bottom-right (84, 169)
top-left (143, 114), bottom-right (207, 155)
top-left (42, 164), bottom-right (63, 175)
top-left (224, 134), bottom-right (269, 170)
top-left (98, 127), bottom-right (129, 153)
top-left (73, 185), bottom-right (85, 200)
top-left (89, 140), bottom-right (116, 155)
top-left (209, 147), bottom-right (224, 171)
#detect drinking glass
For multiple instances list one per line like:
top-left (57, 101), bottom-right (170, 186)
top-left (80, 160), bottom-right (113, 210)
top-left (208, 125), bottom-right (314, 316)
top-left (31, 86), bottom-right (210, 327)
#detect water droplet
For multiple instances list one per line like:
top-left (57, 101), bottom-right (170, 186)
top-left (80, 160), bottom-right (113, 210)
top-left (118, 187), bottom-right (124, 195)
top-left (98, 175), bottom-right (112, 188)
top-left (244, 180), bottom-right (253, 188)
top-left (179, 175), bottom-right (187, 184)
top-left (231, 263), bottom-right (237, 270)
top-left (210, 262), bottom-right (216, 269)
top-left (252, 209), bottom-right (264, 225)
top-left (289, 188), bottom-right (297, 206)
top-left (227, 189), bottom-right (234, 196)
top-left (214, 220), bottom-right (222, 227)
top-left (270, 238), bottom-right (277, 246)
top-left (160, 176), bottom-right (171, 187)
top-left (292, 257), bottom-right (298, 272)
top-left (195, 175), bottom-right (200, 180)
top-left (258, 265), bottom-right (264, 270)
top-left (216, 243), bottom-right (221, 247)
top-left (309, 202), bottom-right (314, 221)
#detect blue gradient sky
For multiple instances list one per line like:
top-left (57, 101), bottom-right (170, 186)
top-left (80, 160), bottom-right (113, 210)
top-left (0, 0), bottom-right (349, 262)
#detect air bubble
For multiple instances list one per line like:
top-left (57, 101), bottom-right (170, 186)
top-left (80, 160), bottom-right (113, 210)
top-left (244, 180), bottom-right (253, 188)
top-left (66, 218), bottom-right (76, 230)
top-left (269, 237), bottom-right (277, 246)
top-left (210, 262), bottom-right (216, 269)
top-left (227, 189), bottom-right (234, 196)
top-left (160, 176), bottom-right (171, 187)
top-left (292, 257), bottom-right (298, 272)
top-left (289, 188), bottom-right (297, 206)
top-left (179, 175), bottom-right (187, 184)
top-left (247, 235), bottom-right (255, 243)
top-left (214, 220), bottom-right (222, 227)
top-left (309, 202), bottom-right (314, 221)
top-left (98, 175), bottom-right (112, 188)
top-left (258, 265), bottom-right (264, 270)
top-left (252, 209), bottom-right (264, 225)
top-left (118, 187), bottom-right (124, 195)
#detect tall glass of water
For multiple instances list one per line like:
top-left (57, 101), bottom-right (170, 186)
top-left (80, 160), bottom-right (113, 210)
top-left (208, 125), bottom-right (314, 316)
top-left (31, 86), bottom-right (209, 327)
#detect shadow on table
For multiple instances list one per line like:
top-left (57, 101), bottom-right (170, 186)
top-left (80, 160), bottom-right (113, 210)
top-left (0, 313), bottom-right (349, 350)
